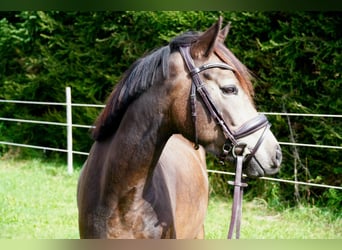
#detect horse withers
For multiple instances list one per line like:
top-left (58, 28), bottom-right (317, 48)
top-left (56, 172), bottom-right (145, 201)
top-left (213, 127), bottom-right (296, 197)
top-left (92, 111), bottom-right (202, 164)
top-left (77, 17), bottom-right (282, 239)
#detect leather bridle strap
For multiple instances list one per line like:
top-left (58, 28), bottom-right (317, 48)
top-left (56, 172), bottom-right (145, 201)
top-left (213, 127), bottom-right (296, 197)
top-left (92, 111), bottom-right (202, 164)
top-left (179, 46), bottom-right (238, 146)
top-left (179, 45), bottom-right (271, 239)
top-left (227, 154), bottom-right (248, 239)
top-left (234, 114), bottom-right (271, 163)
top-left (179, 45), bottom-right (270, 157)
top-left (234, 114), bottom-right (269, 139)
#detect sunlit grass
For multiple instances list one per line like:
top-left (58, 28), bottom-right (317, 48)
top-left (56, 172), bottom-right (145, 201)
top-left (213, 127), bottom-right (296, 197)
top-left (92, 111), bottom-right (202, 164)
top-left (0, 159), bottom-right (80, 239)
top-left (0, 159), bottom-right (341, 239)
top-left (205, 196), bottom-right (342, 239)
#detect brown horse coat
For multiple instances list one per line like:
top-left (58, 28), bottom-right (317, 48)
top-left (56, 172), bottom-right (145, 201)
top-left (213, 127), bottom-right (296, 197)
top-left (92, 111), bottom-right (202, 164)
top-left (77, 135), bottom-right (208, 238)
top-left (77, 17), bottom-right (281, 239)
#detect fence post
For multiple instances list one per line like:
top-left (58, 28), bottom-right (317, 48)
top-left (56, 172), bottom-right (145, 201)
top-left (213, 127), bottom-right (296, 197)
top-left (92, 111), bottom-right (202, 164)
top-left (66, 87), bottom-right (73, 174)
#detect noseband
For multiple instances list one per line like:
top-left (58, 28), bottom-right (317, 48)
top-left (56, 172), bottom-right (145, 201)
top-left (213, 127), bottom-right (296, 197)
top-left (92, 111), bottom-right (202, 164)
top-left (179, 45), bottom-right (271, 239)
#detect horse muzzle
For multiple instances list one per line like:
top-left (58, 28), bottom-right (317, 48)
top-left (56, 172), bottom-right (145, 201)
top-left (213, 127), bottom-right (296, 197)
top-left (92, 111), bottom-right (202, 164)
top-left (245, 144), bottom-right (282, 178)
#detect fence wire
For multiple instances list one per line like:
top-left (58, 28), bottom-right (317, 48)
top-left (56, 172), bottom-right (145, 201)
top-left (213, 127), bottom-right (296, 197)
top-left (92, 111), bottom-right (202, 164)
top-left (0, 96), bottom-right (341, 191)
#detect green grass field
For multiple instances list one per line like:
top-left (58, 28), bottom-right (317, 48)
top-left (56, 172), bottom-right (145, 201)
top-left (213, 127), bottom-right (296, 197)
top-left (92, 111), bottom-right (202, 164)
top-left (0, 159), bottom-right (341, 239)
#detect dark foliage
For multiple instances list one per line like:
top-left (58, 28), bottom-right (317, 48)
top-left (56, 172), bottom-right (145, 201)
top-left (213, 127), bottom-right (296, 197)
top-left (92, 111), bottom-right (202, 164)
top-left (0, 11), bottom-right (341, 211)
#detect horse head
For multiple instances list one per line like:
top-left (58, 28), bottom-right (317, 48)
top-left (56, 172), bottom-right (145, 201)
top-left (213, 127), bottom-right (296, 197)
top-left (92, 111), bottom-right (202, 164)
top-left (169, 17), bottom-right (282, 177)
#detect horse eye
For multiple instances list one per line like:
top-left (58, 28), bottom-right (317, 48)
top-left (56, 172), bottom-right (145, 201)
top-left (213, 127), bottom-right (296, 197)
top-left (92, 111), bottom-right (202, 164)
top-left (203, 72), bottom-right (212, 80)
top-left (220, 85), bottom-right (238, 95)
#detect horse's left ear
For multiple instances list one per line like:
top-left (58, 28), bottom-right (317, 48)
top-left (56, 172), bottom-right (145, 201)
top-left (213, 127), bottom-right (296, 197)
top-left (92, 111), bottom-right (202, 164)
top-left (218, 21), bottom-right (231, 43)
top-left (191, 16), bottom-right (223, 58)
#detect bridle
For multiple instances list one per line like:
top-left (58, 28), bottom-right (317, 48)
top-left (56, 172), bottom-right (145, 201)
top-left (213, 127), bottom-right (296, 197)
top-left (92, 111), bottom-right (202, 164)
top-left (179, 45), bottom-right (271, 239)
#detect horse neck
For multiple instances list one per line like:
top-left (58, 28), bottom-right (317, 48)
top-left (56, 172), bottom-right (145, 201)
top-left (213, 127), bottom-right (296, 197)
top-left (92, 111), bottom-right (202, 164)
top-left (101, 91), bottom-right (173, 199)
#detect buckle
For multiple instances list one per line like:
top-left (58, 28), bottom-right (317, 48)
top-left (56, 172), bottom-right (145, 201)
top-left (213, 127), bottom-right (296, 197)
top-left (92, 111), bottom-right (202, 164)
top-left (232, 143), bottom-right (250, 158)
top-left (222, 141), bottom-right (233, 156)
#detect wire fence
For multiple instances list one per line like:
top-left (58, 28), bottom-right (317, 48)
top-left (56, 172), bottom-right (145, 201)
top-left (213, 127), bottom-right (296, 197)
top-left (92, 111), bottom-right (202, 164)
top-left (0, 87), bottom-right (341, 191)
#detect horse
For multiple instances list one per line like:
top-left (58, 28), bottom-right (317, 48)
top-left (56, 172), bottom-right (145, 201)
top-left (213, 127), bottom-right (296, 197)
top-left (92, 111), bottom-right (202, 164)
top-left (77, 17), bottom-right (282, 239)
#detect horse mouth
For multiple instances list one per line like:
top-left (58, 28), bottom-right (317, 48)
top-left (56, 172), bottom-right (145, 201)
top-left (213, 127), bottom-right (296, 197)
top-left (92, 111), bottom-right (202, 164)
top-left (244, 161), bottom-right (265, 178)
top-left (244, 158), bottom-right (280, 178)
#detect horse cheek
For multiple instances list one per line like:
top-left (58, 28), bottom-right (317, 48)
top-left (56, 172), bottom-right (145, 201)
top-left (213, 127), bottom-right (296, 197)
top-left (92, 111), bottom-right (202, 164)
top-left (169, 94), bottom-right (194, 139)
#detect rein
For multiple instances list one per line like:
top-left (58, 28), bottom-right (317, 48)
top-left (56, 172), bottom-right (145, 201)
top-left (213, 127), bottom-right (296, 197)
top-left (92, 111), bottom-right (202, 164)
top-left (179, 45), bottom-right (271, 239)
top-left (227, 152), bottom-right (248, 239)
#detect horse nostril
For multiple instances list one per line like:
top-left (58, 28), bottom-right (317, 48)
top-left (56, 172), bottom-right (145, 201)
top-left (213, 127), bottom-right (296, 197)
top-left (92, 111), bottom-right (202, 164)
top-left (273, 145), bottom-right (282, 168)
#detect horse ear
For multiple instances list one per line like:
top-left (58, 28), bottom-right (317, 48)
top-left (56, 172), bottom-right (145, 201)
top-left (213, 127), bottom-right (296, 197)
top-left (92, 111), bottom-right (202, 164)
top-left (218, 21), bottom-right (231, 43)
top-left (191, 16), bottom-right (223, 58)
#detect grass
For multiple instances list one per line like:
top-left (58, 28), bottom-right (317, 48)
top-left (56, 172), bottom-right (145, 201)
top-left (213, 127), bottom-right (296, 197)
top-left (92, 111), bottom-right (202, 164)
top-left (206, 197), bottom-right (342, 239)
top-left (0, 158), bottom-right (341, 239)
top-left (0, 159), bottom-right (79, 239)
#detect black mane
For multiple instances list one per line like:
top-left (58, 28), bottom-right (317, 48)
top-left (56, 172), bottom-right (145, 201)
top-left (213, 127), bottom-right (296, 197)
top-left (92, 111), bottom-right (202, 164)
top-left (92, 30), bottom-right (252, 141)
top-left (92, 44), bottom-right (171, 141)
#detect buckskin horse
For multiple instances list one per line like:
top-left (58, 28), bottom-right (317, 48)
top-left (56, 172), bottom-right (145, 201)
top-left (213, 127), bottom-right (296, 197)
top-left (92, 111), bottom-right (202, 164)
top-left (77, 17), bottom-right (282, 239)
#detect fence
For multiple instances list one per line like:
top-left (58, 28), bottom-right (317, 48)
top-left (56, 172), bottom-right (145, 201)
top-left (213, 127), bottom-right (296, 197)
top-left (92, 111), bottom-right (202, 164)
top-left (0, 87), bottom-right (341, 191)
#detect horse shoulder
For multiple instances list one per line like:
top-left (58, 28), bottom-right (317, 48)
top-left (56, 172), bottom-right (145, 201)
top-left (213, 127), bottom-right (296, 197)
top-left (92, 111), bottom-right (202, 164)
top-left (156, 135), bottom-right (208, 238)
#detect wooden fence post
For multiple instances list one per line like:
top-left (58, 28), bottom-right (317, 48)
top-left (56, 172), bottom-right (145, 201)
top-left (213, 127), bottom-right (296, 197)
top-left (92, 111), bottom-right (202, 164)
top-left (66, 87), bottom-right (73, 174)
